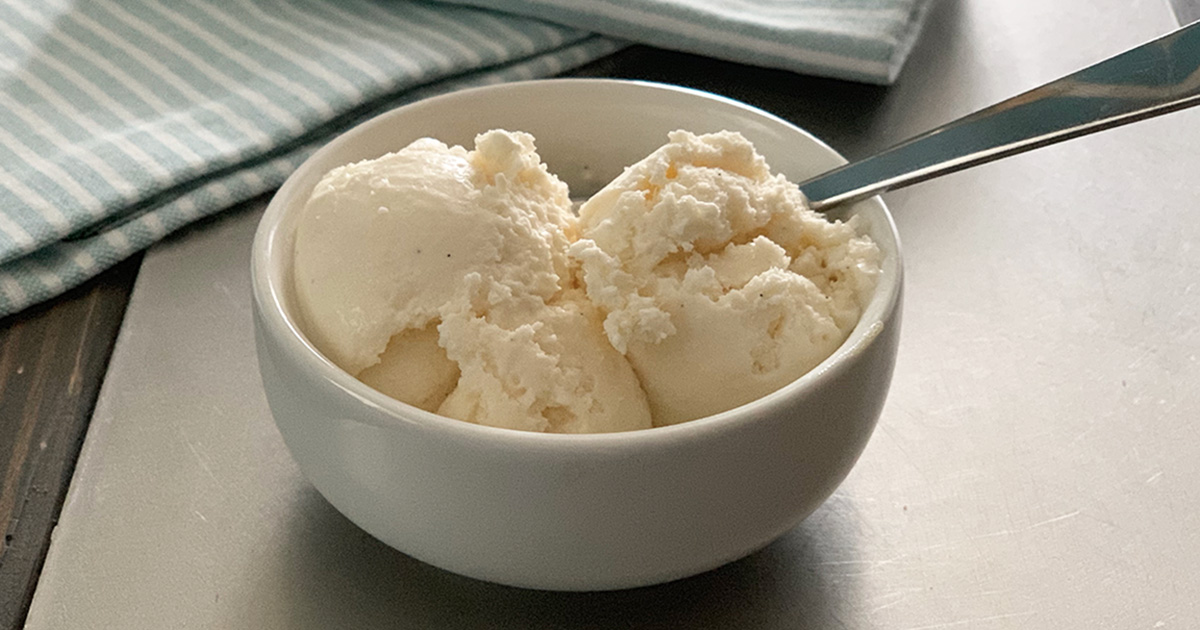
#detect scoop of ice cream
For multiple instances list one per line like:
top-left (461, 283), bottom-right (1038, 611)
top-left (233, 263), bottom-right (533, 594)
top-left (293, 130), bottom-right (652, 433)
top-left (293, 131), bottom-right (575, 375)
top-left (356, 323), bottom-right (459, 413)
top-left (437, 285), bottom-right (652, 433)
top-left (571, 130), bottom-right (881, 425)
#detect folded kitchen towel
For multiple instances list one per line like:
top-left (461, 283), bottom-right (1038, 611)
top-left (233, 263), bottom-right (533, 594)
top-left (437, 0), bottom-right (936, 84)
top-left (0, 0), bottom-right (933, 317)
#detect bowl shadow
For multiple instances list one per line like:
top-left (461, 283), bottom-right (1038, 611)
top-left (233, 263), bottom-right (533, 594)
top-left (268, 486), bottom-right (860, 629)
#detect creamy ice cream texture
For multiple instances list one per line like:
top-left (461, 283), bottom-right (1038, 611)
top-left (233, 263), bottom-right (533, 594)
top-left (293, 129), bottom-right (880, 432)
top-left (572, 130), bottom-right (882, 424)
top-left (294, 130), bottom-right (650, 433)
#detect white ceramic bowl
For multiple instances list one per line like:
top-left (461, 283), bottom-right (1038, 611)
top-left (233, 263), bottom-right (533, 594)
top-left (252, 79), bottom-right (903, 591)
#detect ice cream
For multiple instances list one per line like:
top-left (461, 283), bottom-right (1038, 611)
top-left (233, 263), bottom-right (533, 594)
top-left (293, 130), bottom-right (653, 433)
top-left (435, 286), bottom-right (653, 433)
top-left (570, 130), bottom-right (881, 425)
top-left (293, 129), bottom-right (880, 432)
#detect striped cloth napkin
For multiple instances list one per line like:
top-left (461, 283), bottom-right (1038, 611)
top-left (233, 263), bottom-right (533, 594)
top-left (438, 0), bottom-right (935, 84)
top-left (0, 0), bottom-right (933, 318)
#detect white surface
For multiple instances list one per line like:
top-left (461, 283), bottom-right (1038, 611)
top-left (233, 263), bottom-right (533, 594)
top-left (253, 79), bottom-right (900, 590)
top-left (26, 0), bottom-right (1200, 627)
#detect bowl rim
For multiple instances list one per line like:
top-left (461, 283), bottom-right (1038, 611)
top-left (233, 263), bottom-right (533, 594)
top-left (251, 77), bottom-right (903, 449)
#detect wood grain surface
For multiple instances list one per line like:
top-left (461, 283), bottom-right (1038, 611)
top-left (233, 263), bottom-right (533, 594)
top-left (0, 255), bottom-right (141, 629)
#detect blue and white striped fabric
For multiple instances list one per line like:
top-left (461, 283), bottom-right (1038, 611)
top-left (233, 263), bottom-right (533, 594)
top-left (0, 0), bottom-right (933, 318)
top-left (438, 0), bottom-right (936, 84)
top-left (0, 0), bottom-right (619, 316)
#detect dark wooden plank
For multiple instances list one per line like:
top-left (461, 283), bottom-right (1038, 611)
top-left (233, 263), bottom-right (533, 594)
top-left (0, 254), bottom-right (141, 629)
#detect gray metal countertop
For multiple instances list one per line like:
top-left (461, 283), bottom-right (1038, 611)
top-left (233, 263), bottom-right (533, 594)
top-left (24, 1), bottom-right (1200, 627)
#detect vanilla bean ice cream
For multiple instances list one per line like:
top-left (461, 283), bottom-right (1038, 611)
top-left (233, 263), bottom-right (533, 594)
top-left (293, 130), bottom-right (652, 433)
top-left (570, 130), bottom-right (881, 425)
top-left (293, 129), bottom-right (881, 431)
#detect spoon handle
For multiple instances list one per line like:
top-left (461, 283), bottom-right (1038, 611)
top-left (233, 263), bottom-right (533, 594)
top-left (800, 21), bottom-right (1200, 212)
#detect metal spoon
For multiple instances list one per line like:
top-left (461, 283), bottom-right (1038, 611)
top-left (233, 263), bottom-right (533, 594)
top-left (799, 20), bottom-right (1200, 213)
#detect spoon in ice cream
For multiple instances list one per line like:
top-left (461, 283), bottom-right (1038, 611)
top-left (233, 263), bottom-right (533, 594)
top-left (799, 20), bottom-right (1200, 214)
